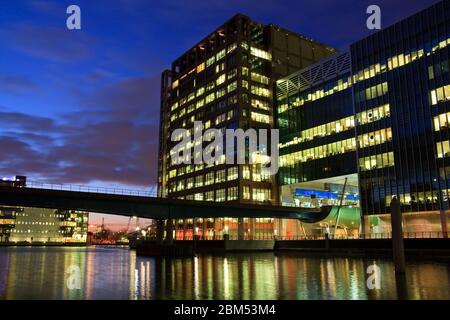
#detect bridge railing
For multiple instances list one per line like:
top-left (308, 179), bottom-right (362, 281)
top-left (24, 181), bottom-right (157, 197)
top-left (142, 231), bottom-right (449, 242)
top-left (276, 231), bottom-right (449, 240)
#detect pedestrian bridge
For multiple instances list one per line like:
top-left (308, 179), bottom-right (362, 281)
top-left (0, 182), bottom-right (333, 222)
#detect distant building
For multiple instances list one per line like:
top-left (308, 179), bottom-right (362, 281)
top-left (0, 176), bottom-right (26, 188)
top-left (0, 176), bottom-right (89, 243)
top-left (8, 207), bottom-right (88, 243)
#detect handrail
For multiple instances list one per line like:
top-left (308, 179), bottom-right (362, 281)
top-left (142, 230), bottom-right (449, 241)
top-left (22, 181), bottom-right (157, 197)
top-left (276, 231), bottom-right (448, 240)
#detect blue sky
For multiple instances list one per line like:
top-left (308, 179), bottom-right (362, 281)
top-left (0, 0), bottom-right (438, 190)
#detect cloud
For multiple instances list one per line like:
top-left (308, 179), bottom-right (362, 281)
top-left (0, 75), bottom-right (40, 94)
top-left (0, 73), bottom-right (161, 188)
top-left (0, 24), bottom-right (94, 63)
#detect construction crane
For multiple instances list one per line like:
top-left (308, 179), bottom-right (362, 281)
top-left (125, 216), bottom-right (140, 233)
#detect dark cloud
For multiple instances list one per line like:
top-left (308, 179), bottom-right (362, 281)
top-left (1, 24), bottom-right (94, 62)
top-left (0, 75), bottom-right (40, 94)
top-left (0, 73), bottom-right (161, 187)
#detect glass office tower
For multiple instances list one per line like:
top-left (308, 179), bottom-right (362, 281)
top-left (277, 0), bottom-right (450, 236)
top-left (351, 0), bottom-right (450, 234)
top-left (276, 52), bottom-right (360, 237)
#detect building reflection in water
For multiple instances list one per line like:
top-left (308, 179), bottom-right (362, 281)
top-left (0, 247), bottom-right (449, 299)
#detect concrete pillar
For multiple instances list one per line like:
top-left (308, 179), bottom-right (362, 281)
top-left (156, 219), bottom-right (164, 244)
top-left (202, 219), bottom-right (208, 240)
top-left (165, 219), bottom-right (174, 245)
top-left (237, 217), bottom-right (245, 240)
top-left (249, 218), bottom-right (255, 240)
top-left (440, 209), bottom-right (448, 238)
top-left (390, 197), bottom-right (406, 274)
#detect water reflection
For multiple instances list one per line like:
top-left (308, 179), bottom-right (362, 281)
top-left (0, 247), bottom-right (449, 300)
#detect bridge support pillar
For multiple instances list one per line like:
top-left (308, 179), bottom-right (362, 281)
top-left (156, 219), bottom-right (164, 243)
top-left (165, 219), bottom-right (174, 245)
top-left (391, 197), bottom-right (406, 274)
top-left (238, 218), bottom-right (245, 240)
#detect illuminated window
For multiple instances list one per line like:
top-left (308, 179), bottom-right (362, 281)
top-left (227, 68), bottom-right (237, 80)
top-left (227, 167), bottom-right (238, 181)
top-left (216, 74), bottom-right (226, 86)
top-left (252, 188), bottom-right (271, 202)
top-left (196, 63), bottom-right (205, 73)
top-left (206, 56), bottom-right (215, 68)
top-left (206, 81), bottom-right (215, 91)
top-left (195, 193), bottom-right (204, 201)
top-left (216, 49), bottom-right (226, 61)
top-left (358, 128), bottom-right (392, 148)
top-left (186, 178), bottom-right (194, 189)
top-left (243, 165), bottom-right (250, 179)
top-left (216, 63), bottom-right (225, 73)
top-left (196, 99), bottom-right (205, 109)
top-left (216, 169), bottom-right (226, 183)
top-left (436, 140), bottom-right (450, 158)
top-left (359, 152), bottom-right (395, 171)
top-left (243, 186), bottom-right (250, 200)
top-left (251, 111), bottom-right (270, 124)
top-left (215, 113), bottom-right (226, 125)
top-left (227, 43), bottom-right (237, 53)
top-left (227, 187), bottom-right (238, 201)
top-left (251, 99), bottom-right (270, 111)
top-left (205, 191), bottom-right (214, 201)
top-left (227, 81), bottom-right (237, 93)
top-left (250, 47), bottom-right (271, 60)
top-left (187, 92), bottom-right (195, 102)
top-left (205, 172), bottom-right (215, 185)
top-left (356, 82), bottom-right (388, 102)
top-left (251, 85), bottom-right (270, 97)
top-left (195, 175), bottom-right (203, 187)
top-left (205, 93), bottom-right (215, 104)
top-left (216, 189), bottom-right (226, 202)
top-left (197, 87), bottom-right (205, 97)
top-left (252, 165), bottom-right (270, 182)
top-left (434, 112), bottom-right (450, 131)
top-left (216, 88), bottom-right (226, 99)
top-left (227, 110), bottom-right (234, 120)
top-left (280, 138), bottom-right (356, 167)
top-left (172, 80), bottom-right (179, 89)
top-left (430, 84), bottom-right (450, 105)
top-left (242, 67), bottom-right (249, 77)
top-left (356, 104), bottom-right (390, 125)
top-left (251, 72), bottom-right (269, 85)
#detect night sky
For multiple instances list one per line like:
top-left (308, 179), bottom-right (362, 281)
top-left (0, 0), bottom-right (438, 226)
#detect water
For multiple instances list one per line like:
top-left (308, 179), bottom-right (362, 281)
top-left (0, 246), bottom-right (449, 300)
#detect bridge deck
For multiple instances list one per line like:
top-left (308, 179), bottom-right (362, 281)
top-left (0, 186), bottom-right (332, 221)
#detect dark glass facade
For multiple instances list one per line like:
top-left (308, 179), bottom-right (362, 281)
top-left (277, 0), bottom-right (450, 235)
top-left (351, 0), bottom-right (450, 233)
top-left (277, 52), bottom-right (356, 187)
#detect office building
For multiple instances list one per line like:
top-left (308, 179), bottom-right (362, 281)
top-left (276, 52), bottom-right (360, 236)
top-left (276, 0), bottom-right (450, 236)
top-left (351, 0), bottom-right (450, 234)
top-left (0, 177), bottom-right (89, 243)
top-left (157, 14), bottom-right (336, 239)
top-left (157, 14), bottom-right (336, 203)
